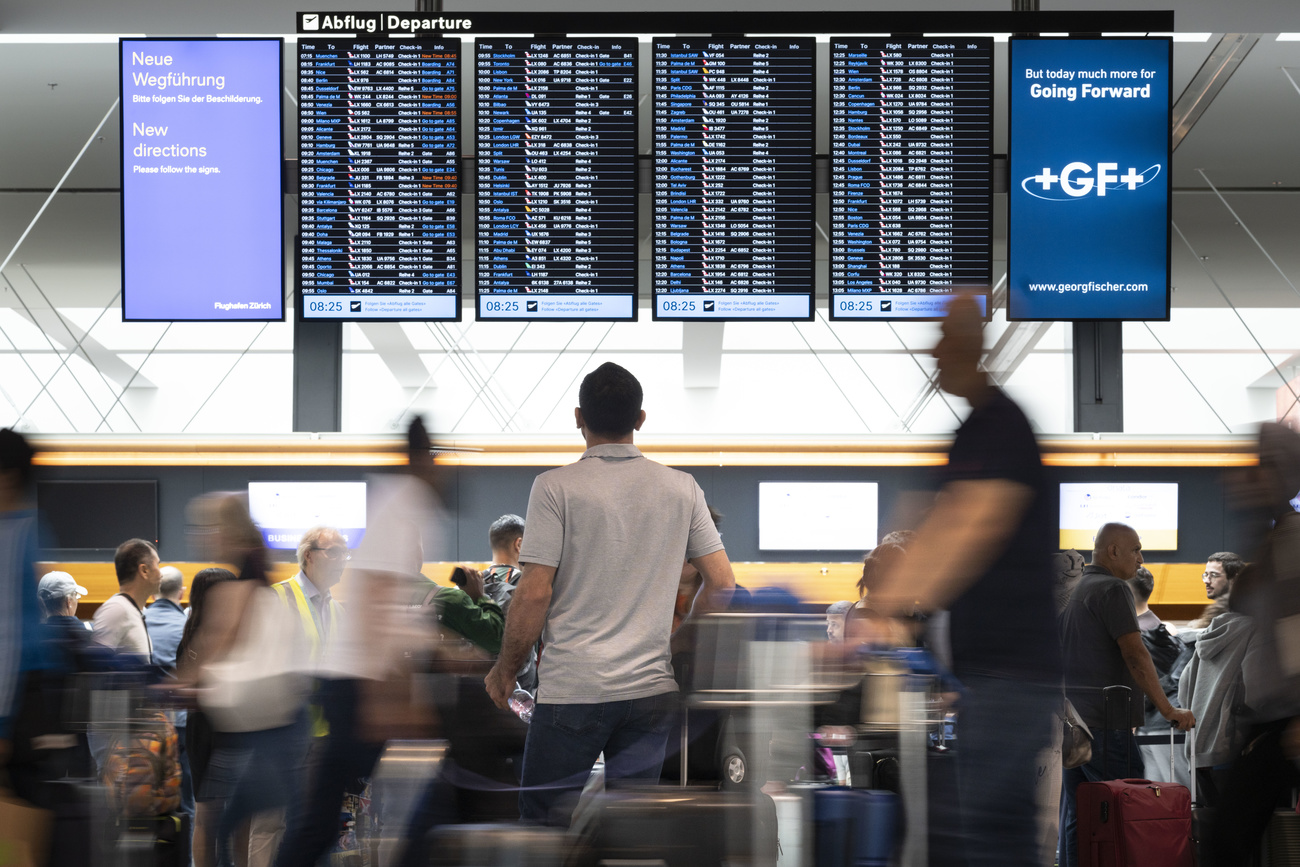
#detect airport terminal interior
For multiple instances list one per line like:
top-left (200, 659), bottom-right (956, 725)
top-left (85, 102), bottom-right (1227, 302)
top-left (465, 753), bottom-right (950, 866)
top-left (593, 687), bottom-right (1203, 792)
top-left (2, 0), bottom-right (1300, 864)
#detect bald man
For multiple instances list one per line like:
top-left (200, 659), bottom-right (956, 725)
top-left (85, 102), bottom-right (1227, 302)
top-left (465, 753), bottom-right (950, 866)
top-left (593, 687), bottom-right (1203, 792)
top-left (869, 295), bottom-right (1062, 866)
top-left (1057, 522), bottom-right (1196, 867)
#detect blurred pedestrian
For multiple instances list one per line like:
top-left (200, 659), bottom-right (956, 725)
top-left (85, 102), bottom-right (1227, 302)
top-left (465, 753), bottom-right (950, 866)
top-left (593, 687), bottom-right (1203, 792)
top-left (1210, 423), bottom-right (1300, 861)
top-left (868, 296), bottom-right (1062, 867)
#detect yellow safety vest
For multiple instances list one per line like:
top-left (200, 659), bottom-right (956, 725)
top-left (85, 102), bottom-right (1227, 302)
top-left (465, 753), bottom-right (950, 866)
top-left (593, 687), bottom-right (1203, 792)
top-left (271, 577), bottom-right (343, 737)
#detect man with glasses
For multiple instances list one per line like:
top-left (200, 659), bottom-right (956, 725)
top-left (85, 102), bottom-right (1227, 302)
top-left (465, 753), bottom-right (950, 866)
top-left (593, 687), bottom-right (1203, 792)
top-left (1188, 552), bottom-right (1244, 630)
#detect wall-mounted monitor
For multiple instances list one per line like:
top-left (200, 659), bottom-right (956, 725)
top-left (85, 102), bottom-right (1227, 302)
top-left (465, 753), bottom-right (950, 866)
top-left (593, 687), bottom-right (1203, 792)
top-left (828, 37), bottom-right (993, 320)
top-left (1007, 37), bottom-right (1172, 321)
top-left (38, 480), bottom-right (159, 550)
top-left (474, 38), bottom-right (639, 321)
top-left (247, 481), bottom-right (367, 550)
top-left (120, 38), bottom-right (284, 321)
top-left (297, 37), bottom-right (461, 320)
top-left (651, 38), bottom-right (816, 321)
top-left (1059, 482), bottom-right (1178, 551)
top-left (758, 481), bottom-right (878, 551)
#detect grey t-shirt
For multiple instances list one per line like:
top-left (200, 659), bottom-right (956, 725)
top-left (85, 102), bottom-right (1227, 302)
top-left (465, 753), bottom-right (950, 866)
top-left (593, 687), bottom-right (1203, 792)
top-left (1061, 565), bottom-right (1143, 729)
top-left (520, 443), bottom-right (724, 703)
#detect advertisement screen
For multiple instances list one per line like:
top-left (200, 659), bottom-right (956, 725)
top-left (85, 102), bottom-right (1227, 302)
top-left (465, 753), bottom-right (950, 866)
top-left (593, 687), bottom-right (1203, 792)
top-left (1059, 482), bottom-right (1178, 551)
top-left (1007, 38), bottom-right (1171, 321)
top-left (120, 38), bottom-right (283, 321)
top-left (759, 481), bottom-right (879, 551)
top-left (248, 481), bottom-right (367, 550)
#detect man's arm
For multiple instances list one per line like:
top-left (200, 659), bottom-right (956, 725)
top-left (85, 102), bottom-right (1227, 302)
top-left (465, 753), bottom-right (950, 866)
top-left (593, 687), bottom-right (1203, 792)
top-left (1116, 631), bottom-right (1195, 731)
top-left (436, 587), bottom-right (504, 655)
top-left (484, 562), bottom-right (554, 709)
top-left (684, 549), bottom-right (735, 620)
top-left (871, 478), bottom-right (1034, 614)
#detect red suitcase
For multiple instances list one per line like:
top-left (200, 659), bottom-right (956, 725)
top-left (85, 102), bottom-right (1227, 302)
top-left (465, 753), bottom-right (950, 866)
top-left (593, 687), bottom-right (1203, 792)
top-left (1076, 777), bottom-right (1193, 867)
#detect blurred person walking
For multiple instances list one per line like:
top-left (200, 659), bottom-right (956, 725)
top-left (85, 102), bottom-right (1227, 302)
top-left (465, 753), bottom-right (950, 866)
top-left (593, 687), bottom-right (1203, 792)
top-left (147, 566), bottom-right (195, 866)
top-left (185, 494), bottom-right (308, 867)
top-left (868, 296), bottom-right (1062, 867)
top-left (177, 567), bottom-right (236, 867)
top-left (483, 362), bottom-right (736, 826)
top-left (1210, 423), bottom-right (1300, 862)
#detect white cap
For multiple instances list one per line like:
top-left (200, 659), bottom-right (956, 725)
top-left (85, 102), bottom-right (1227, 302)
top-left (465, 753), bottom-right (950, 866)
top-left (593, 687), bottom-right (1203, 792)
top-left (38, 571), bottom-right (89, 604)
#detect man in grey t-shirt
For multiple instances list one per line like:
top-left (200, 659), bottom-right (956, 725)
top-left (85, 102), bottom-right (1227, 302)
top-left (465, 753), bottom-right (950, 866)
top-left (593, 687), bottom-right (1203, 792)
top-left (485, 362), bottom-right (735, 825)
top-left (1057, 523), bottom-right (1195, 867)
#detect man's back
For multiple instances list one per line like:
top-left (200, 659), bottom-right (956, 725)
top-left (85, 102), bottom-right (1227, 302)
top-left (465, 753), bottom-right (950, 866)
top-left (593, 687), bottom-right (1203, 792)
top-left (144, 598), bottom-right (186, 670)
top-left (520, 443), bottom-right (722, 703)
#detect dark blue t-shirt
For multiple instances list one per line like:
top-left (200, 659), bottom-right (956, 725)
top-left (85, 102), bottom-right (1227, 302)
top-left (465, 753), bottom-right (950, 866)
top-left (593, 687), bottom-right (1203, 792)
top-left (943, 388), bottom-right (1062, 683)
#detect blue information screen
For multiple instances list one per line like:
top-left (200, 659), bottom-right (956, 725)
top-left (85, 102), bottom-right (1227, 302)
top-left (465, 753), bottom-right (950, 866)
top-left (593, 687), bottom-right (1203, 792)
top-left (120, 38), bottom-right (283, 321)
top-left (1007, 38), bottom-right (1171, 321)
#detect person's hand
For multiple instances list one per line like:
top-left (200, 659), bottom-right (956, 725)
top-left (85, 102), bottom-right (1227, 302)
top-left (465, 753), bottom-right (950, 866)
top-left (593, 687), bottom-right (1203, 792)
top-left (460, 566), bottom-right (485, 601)
top-left (484, 662), bottom-right (514, 710)
top-left (1164, 707), bottom-right (1195, 732)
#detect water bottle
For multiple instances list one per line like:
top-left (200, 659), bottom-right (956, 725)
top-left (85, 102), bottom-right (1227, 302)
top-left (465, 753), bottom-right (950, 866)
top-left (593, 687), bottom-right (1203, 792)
top-left (508, 684), bottom-right (535, 724)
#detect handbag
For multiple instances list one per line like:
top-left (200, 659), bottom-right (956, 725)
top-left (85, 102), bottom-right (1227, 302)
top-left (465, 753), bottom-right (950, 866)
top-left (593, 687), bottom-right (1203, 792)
top-left (198, 587), bottom-right (310, 733)
top-left (1060, 697), bottom-right (1093, 769)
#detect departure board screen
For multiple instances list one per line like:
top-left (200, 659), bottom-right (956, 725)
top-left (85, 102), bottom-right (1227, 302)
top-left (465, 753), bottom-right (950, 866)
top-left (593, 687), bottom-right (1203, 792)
top-left (829, 38), bottom-right (992, 320)
top-left (652, 38), bottom-right (815, 321)
top-left (298, 38), bottom-right (460, 320)
top-left (475, 39), bottom-right (638, 320)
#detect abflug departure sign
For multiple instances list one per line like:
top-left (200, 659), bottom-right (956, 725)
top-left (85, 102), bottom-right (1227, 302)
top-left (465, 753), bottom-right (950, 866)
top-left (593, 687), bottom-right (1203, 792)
top-left (1007, 38), bottom-right (1171, 321)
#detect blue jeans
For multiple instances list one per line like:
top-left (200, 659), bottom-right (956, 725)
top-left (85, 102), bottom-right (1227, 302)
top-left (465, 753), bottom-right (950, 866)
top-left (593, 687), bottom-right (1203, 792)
top-left (1058, 728), bottom-right (1144, 867)
top-left (519, 691), bottom-right (677, 826)
top-left (955, 674), bottom-right (1057, 867)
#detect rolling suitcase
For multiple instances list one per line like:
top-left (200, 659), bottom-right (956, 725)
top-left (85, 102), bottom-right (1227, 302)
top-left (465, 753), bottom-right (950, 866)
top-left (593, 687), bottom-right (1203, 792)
top-left (813, 786), bottom-right (899, 867)
top-left (1077, 687), bottom-right (1192, 867)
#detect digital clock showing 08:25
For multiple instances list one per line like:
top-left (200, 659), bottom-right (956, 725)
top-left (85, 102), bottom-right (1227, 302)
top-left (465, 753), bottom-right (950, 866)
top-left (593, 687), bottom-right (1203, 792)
top-left (660, 299), bottom-right (697, 312)
top-left (483, 299), bottom-right (520, 312)
top-left (306, 300), bottom-right (345, 313)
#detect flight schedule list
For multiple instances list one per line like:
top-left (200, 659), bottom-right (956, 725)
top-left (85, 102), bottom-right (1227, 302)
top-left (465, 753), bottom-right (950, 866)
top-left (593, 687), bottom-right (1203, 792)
top-left (652, 39), bottom-right (815, 320)
top-left (475, 39), bottom-right (637, 320)
top-left (830, 38), bottom-right (992, 319)
top-left (298, 38), bottom-right (461, 320)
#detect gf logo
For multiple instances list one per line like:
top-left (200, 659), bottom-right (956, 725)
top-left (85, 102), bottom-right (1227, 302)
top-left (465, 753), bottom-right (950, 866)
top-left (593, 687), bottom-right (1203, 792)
top-left (1021, 162), bottom-right (1161, 201)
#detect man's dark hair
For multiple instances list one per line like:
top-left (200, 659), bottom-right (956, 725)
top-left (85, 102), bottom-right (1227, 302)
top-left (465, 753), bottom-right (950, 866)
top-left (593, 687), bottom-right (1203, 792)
top-left (0, 428), bottom-right (35, 490)
top-left (114, 538), bottom-right (157, 585)
top-left (489, 514), bottom-right (525, 551)
top-left (578, 362), bottom-right (643, 437)
top-left (1206, 552), bottom-right (1245, 582)
top-left (1127, 566), bottom-right (1155, 604)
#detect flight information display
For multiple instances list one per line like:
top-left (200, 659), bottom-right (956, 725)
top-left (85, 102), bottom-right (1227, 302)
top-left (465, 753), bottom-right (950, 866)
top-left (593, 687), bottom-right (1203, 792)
top-left (298, 38), bottom-right (460, 320)
top-left (475, 39), bottom-right (638, 320)
top-left (652, 38), bottom-right (815, 320)
top-left (829, 38), bottom-right (993, 320)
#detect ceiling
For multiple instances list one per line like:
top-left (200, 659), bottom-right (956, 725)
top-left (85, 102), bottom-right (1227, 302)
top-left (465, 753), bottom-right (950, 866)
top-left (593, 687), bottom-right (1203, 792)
top-left (2, 0), bottom-right (1298, 309)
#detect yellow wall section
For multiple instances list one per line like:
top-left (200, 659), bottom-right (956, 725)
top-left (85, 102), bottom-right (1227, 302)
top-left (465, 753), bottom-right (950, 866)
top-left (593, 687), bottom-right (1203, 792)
top-left (1060, 528), bottom-right (1179, 551)
top-left (41, 559), bottom-right (1214, 607)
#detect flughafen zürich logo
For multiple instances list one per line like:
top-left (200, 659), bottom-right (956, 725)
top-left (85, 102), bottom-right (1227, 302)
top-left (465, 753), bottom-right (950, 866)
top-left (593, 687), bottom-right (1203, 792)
top-left (1020, 162), bottom-right (1162, 201)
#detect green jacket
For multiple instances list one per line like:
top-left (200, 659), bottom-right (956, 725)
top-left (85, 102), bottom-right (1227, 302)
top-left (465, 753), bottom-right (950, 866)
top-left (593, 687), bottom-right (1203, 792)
top-left (411, 576), bottom-right (504, 654)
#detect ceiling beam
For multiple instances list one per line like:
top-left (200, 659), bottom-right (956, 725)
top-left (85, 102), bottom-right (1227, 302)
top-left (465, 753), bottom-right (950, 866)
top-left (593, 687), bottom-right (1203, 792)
top-left (1172, 33), bottom-right (1260, 151)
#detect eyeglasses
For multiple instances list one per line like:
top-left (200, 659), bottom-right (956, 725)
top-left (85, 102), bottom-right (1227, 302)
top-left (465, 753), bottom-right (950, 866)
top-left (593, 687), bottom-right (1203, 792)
top-left (312, 547), bottom-right (351, 561)
top-left (1202, 572), bottom-right (1224, 579)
